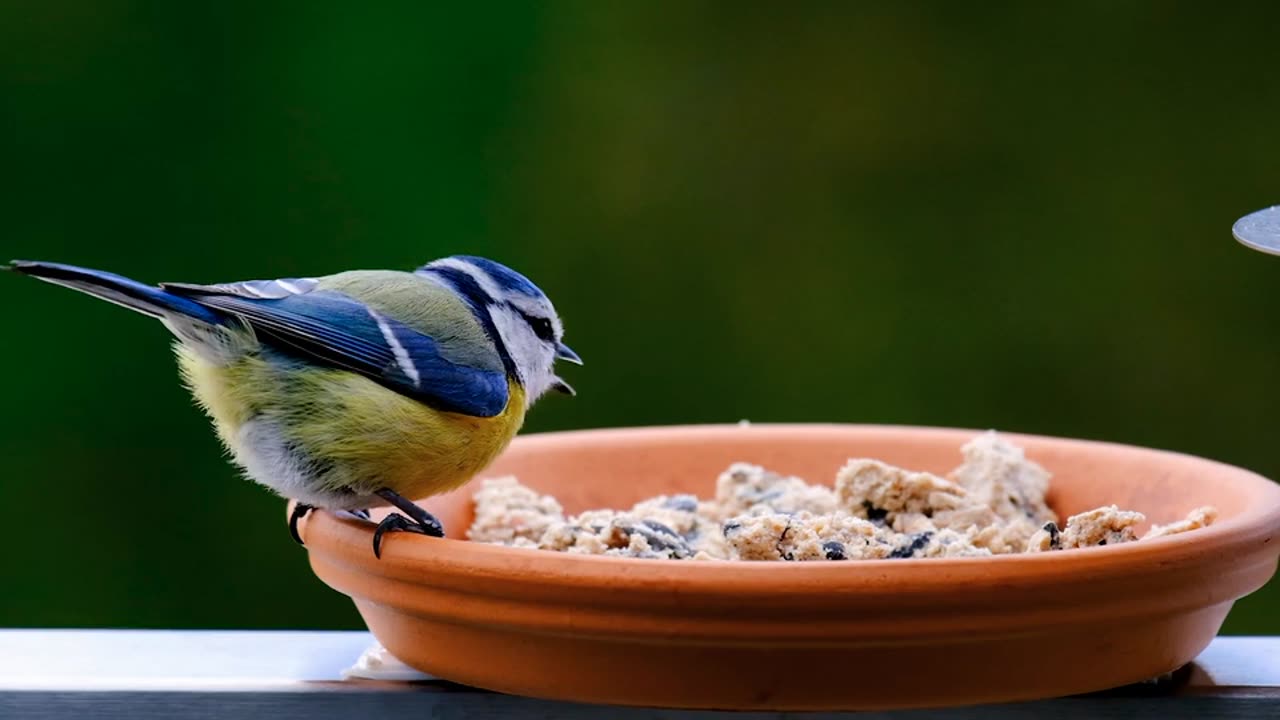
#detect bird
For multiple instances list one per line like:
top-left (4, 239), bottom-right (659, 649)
top-left (6, 256), bottom-right (580, 557)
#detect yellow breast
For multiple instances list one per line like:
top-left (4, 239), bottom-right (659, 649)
top-left (178, 345), bottom-right (527, 502)
top-left (374, 379), bottom-right (528, 499)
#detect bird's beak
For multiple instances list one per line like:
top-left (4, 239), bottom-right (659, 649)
top-left (555, 342), bottom-right (583, 365)
top-left (552, 377), bottom-right (576, 396)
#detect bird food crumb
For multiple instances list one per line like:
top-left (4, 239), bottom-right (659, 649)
top-left (466, 476), bottom-right (564, 545)
top-left (1143, 505), bottom-right (1218, 540)
top-left (467, 432), bottom-right (1218, 561)
top-left (1026, 505), bottom-right (1143, 551)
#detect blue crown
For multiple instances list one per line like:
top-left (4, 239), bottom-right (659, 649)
top-left (452, 255), bottom-right (544, 298)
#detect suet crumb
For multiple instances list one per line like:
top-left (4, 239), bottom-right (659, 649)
top-left (1027, 505), bottom-right (1143, 551)
top-left (1143, 506), bottom-right (1219, 540)
top-left (467, 432), bottom-right (1217, 561)
top-left (465, 476), bottom-right (564, 545)
top-left (715, 463), bottom-right (838, 519)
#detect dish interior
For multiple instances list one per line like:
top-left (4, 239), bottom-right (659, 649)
top-left (418, 425), bottom-right (1254, 544)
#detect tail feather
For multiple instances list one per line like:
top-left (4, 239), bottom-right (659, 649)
top-left (7, 260), bottom-right (226, 326)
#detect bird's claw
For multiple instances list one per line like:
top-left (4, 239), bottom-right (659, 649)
top-left (289, 503), bottom-right (316, 545)
top-left (291, 506), bottom-right (370, 546)
top-left (369, 487), bottom-right (446, 558)
top-left (372, 511), bottom-right (445, 559)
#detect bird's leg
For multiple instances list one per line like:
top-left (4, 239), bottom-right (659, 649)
top-left (289, 502), bottom-right (315, 545)
top-left (375, 488), bottom-right (445, 534)
top-left (371, 488), bottom-right (445, 558)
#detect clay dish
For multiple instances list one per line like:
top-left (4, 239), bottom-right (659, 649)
top-left (297, 424), bottom-right (1280, 711)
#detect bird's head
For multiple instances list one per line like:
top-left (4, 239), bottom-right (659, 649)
top-left (417, 255), bottom-right (581, 405)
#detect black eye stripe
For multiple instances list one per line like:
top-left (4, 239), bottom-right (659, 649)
top-left (420, 266), bottom-right (517, 378)
top-left (513, 307), bottom-right (555, 342)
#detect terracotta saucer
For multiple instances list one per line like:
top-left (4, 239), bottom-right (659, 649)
top-left (296, 424), bottom-right (1280, 710)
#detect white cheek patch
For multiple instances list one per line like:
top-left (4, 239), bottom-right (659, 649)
top-left (489, 306), bottom-right (556, 404)
top-left (490, 307), bottom-right (538, 363)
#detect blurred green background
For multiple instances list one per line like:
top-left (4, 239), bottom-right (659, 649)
top-left (2, 2), bottom-right (1278, 633)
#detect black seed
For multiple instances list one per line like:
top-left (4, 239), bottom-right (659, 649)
top-left (823, 541), bottom-right (847, 560)
top-left (1043, 522), bottom-right (1061, 550)
top-left (889, 531), bottom-right (934, 559)
top-left (1098, 538), bottom-right (1107, 546)
top-left (641, 519), bottom-right (679, 537)
top-left (862, 501), bottom-right (889, 522)
top-left (723, 522), bottom-right (742, 536)
top-left (629, 522), bottom-right (692, 557)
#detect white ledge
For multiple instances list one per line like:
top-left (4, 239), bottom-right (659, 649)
top-left (0, 630), bottom-right (1276, 718)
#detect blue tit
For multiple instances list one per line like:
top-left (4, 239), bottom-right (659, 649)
top-left (7, 256), bottom-right (581, 556)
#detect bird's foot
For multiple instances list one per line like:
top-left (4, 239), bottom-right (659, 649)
top-left (372, 513), bottom-right (443, 558)
top-left (289, 503), bottom-right (315, 545)
top-left (371, 488), bottom-right (445, 558)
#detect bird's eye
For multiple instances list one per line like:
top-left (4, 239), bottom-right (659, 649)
top-left (529, 317), bottom-right (555, 342)
top-left (516, 308), bottom-right (556, 342)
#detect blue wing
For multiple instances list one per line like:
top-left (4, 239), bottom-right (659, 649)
top-left (163, 280), bottom-right (509, 417)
